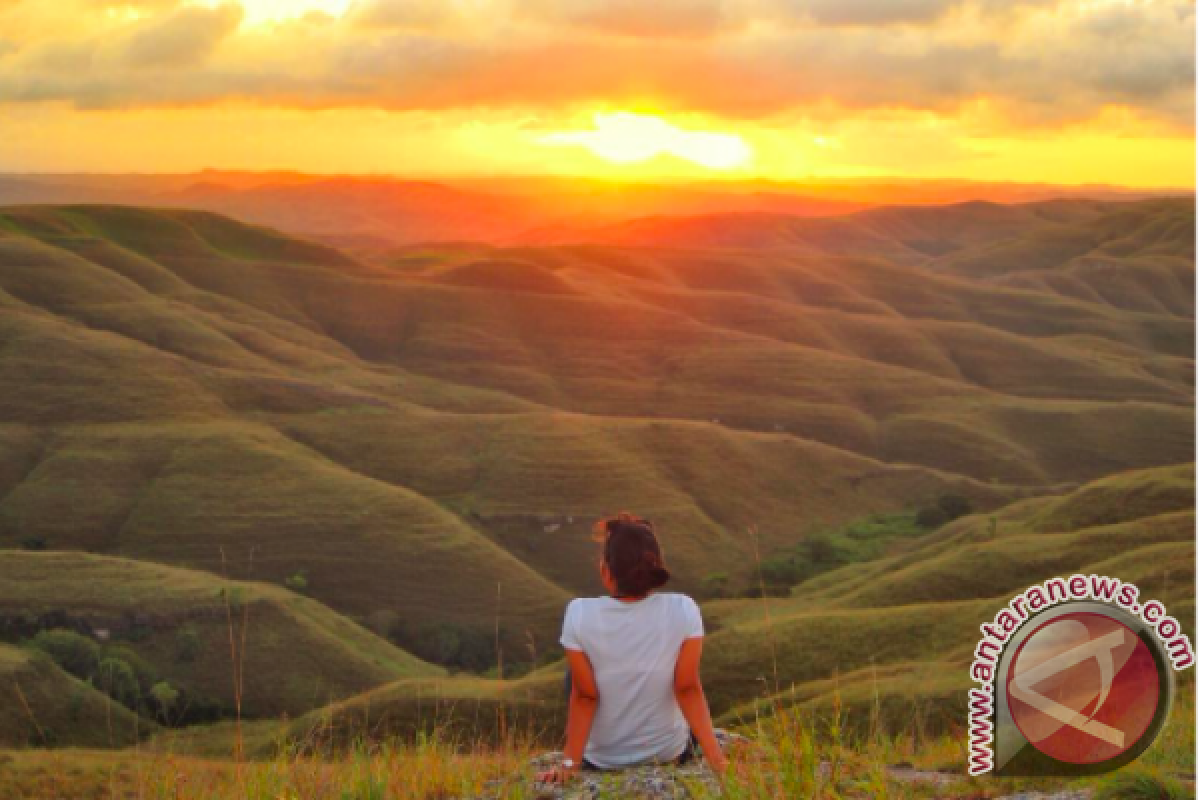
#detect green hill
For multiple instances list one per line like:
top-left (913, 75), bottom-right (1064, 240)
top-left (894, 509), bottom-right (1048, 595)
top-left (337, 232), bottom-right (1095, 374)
top-left (0, 552), bottom-right (441, 716)
top-left (0, 643), bottom-right (148, 748)
top-left (701, 464), bottom-right (1195, 727)
top-left (0, 200), bottom-right (1192, 746)
top-left (256, 465), bottom-right (1194, 747)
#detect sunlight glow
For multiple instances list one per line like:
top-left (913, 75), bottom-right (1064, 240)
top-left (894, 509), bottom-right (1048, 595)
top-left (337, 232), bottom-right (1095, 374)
top-left (539, 112), bottom-right (754, 170)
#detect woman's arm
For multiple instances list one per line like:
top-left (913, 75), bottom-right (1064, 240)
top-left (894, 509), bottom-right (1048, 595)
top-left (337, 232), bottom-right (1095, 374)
top-left (674, 637), bottom-right (727, 774)
top-left (559, 649), bottom-right (600, 776)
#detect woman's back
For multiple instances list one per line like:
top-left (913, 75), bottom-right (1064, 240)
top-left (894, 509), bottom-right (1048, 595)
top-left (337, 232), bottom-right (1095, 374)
top-left (560, 592), bottom-right (704, 768)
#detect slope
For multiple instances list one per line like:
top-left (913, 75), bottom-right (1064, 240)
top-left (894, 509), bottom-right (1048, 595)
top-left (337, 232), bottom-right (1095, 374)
top-left (0, 201), bottom-right (1191, 668)
top-left (278, 465), bottom-right (1195, 743)
top-left (0, 644), bottom-right (149, 748)
top-left (0, 551), bottom-right (442, 717)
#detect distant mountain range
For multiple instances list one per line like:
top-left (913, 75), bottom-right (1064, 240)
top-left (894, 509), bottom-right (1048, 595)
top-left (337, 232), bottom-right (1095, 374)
top-left (0, 172), bottom-right (1188, 248)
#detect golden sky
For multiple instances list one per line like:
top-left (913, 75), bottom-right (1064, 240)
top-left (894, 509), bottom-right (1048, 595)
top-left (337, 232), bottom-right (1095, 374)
top-left (0, 0), bottom-right (1194, 186)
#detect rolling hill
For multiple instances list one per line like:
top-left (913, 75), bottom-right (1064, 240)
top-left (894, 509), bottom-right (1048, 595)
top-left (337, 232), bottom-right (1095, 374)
top-left (0, 552), bottom-right (441, 717)
top-left (270, 464), bottom-right (1195, 748)
top-left (0, 643), bottom-right (148, 748)
top-left (0, 198), bottom-right (1191, 746)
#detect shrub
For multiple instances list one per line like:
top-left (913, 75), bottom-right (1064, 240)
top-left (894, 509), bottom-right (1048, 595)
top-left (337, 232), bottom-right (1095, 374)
top-left (172, 689), bottom-right (225, 726)
top-left (392, 620), bottom-right (501, 672)
top-left (102, 644), bottom-right (158, 690)
top-left (740, 585), bottom-right (792, 599)
top-left (19, 536), bottom-right (46, 551)
top-left (284, 571), bottom-right (309, 593)
top-left (937, 494), bottom-right (973, 521)
top-left (806, 533), bottom-right (837, 566)
top-left (150, 681), bottom-right (180, 724)
top-left (96, 657), bottom-right (140, 709)
top-left (29, 629), bottom-right (100, 678)
top-left (759, 557), bottom-right (805, 587)
top-left (175, 625), bottom-right (202, 663)
top-left (915, 507), bottom-right (949, 528)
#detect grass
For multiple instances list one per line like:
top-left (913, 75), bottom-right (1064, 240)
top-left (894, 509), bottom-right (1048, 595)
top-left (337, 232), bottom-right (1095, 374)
top-left (0, 467), bottom-right (1193, 750)
top-left (0, 686), bottom-right (1192, 799)
top-left (0, 201), bottom-right (1192, 767)
top-left (0, 552), bottom-right (442, 717)
top-left (1094, 769), bottom-right (1192, 800)
top-left (0, 645), bottom-right (148, 749)
top-left (0, 203), bottom-right (1190, 622)
top-left (751, 511), bottom-right (930, 592)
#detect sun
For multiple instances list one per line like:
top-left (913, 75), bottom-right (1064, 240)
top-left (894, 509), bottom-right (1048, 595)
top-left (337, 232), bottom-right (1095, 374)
top-left (539, 112), bottom-right (753, 170)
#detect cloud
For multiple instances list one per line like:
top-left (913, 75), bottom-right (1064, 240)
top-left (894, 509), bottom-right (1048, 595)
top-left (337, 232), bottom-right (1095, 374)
top-left (0, 0), bottom-right (1191, 130)
top-left (122, 2), bottom-right (242, 66)
top-left (772, 0), bottom-right (958, 26)
top-left (346, 0), bottom-right (456, 30)
top-left (523, 0), bottom-right (732, 38)
top-left (82, 0), bottom-right (182, 7)
top-left (779, 0), bottom-right (1071, 27)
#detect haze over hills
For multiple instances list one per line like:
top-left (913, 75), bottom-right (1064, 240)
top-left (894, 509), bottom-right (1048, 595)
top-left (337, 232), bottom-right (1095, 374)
top-left (0, 172), bottom-right (1189, 247)
top-left (0, 196), bottom-right (1192, 746)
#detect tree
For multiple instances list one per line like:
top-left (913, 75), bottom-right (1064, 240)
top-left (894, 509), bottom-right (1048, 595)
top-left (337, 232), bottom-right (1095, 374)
top-left (96, 658), bottom-right (140, 709)
top-left (759, 556), bottom-right (803, 587)
top-left (937, 494), bottom-right (973, 521)
top-left (806, 533), bottom-right (838, 566)
top-left (103, 645), bottom-right (158, 690)
top-left (150, 681), bottom-right (180, 724)
top-left (415, 623), bottom-right (462, 665)
top-left (30, 630), bottom-right (99, 678)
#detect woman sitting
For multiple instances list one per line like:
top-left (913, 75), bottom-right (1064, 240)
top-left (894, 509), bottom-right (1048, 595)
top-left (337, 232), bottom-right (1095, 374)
top-left (543, 512), bottom-right (728, 782)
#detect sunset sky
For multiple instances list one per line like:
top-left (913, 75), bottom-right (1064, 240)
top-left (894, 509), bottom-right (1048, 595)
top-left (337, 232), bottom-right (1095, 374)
top-left (0, 0), bottom-right (1194, 186)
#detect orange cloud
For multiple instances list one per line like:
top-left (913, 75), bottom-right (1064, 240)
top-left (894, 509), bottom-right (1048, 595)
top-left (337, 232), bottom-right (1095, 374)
top-left (123, 2), bottom-right (242, 66)
top-left (522, 0), bottom-right (734, 38)
top-left (0, 0), bottom-right (1191, 160)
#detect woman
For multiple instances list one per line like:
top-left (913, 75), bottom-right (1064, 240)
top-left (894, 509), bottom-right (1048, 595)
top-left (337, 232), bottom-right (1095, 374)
top-left (541, 512), bottom-right (728, 783)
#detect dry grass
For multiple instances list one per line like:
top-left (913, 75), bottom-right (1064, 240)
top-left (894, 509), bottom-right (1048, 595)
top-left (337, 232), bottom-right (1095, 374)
top-left (1, 687), bottom-right (1192, 799)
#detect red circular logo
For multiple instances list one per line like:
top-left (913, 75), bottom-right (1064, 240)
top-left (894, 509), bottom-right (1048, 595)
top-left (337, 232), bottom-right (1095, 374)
top-left (1006, 612), bottom-right (1160, 765)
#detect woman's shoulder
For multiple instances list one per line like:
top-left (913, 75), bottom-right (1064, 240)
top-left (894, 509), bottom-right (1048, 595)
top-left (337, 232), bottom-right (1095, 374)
top-left (564, 595), bottom-right (613, 613)
top-left (653, 592), bottom-right (700, 612)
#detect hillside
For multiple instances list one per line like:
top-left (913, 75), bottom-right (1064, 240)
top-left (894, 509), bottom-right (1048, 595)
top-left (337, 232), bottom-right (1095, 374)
top-left (281, 464), bottom-right (1194, 747)
top-left (0, 199), bottom-right (1191, 743)
top-left (0, 552), bottom-right (442, 716)
top-left (0, 643), bottom-right (148, 748)
top-left (704, 464), bottom-right (1195, 718)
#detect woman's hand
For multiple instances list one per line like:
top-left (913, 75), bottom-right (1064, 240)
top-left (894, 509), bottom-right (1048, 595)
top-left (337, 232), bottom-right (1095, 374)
top-left (535, 764), bottom-right (579, 784)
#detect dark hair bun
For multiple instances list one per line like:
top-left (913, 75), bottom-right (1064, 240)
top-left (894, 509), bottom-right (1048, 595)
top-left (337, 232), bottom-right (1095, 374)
top-left (598, 513), bottom-right (671, 597)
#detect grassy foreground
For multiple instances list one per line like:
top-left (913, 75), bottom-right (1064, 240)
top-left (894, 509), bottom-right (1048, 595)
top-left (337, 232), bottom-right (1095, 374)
top-left (0, 684), bottom-right (1191, 800)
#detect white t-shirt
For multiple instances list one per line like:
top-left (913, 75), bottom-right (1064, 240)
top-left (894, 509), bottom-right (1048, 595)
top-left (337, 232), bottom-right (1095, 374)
top-left (559, 592), bottom-right (705, 769)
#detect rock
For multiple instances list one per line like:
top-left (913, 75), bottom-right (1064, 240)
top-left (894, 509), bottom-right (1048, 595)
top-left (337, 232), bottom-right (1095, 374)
top-left (528, 759), bottom-right (720, 800)
top-left (516, 731), bottom-right (748, 800)
top-left (993, 793), bottom-right (1092, 800)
